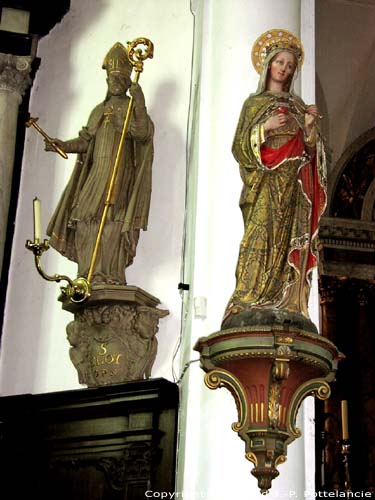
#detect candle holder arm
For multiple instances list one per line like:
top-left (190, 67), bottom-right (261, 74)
top-left (25, 239), bottom-right (90, 303)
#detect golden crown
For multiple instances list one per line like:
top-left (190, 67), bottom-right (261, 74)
top-left (251, 29), bottom-right (304, 74)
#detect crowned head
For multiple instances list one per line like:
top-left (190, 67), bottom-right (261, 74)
top-left (251, 29), bottom-right (304, 75)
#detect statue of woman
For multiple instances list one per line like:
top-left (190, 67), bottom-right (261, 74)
top-left (222, 30), bottom-right (326, 328)
top-left (45, 42), bottom-right (154, 285)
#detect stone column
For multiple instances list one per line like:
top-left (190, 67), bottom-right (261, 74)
top-left (178, 1), bottom-right (318, 498)
top-left (0, 53), bottom-right (32, 278)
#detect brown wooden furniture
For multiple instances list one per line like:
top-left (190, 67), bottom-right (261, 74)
top-left (0, 378), bottom-right (178, 499)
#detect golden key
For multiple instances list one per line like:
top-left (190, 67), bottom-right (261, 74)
top-left (25, 116), bottom-right (68, 159)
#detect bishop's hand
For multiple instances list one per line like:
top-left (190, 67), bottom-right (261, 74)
top-left (44, 138), bottom-right (66, 153)
top-left (129, 83), bottom-right (146, 109)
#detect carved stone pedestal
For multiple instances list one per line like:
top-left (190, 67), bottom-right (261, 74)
top-left (194, 311), bottom-right (342, 494)
top-left (60, 285), bottom-right (168, 387)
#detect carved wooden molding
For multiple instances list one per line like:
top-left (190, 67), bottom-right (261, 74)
top-left (320, 217), bottom-right (375, 249)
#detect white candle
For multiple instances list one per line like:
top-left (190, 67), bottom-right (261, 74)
top-left (341, 400), bottom-right (349, 440)
top-left (33, 197), bottom-right (42, 242)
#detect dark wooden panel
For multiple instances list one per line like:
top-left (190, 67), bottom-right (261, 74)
top-left (0, 378), bottom-right (178, 499)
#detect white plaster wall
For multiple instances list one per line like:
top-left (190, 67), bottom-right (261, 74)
top-left (0, 0), bottom-right (193, 394)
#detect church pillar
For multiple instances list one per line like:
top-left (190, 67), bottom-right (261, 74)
top-left (0, 52), bottom-right (32, 277)
top-left (178, 0), bottom-right (319, 498)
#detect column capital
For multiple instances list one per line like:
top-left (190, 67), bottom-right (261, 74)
top-left (0, 53), bottom-right (33, 100)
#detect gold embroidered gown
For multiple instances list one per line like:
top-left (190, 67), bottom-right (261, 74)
top-left (223, 51), bottom-right (326, 324)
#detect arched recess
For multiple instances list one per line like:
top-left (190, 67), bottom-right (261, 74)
top-left (327, 127), bottom-right (375, 219)
top-left (362, 177), bottom-right (375, 222)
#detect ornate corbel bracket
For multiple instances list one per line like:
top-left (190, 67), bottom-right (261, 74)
top-left (286, 377), bottom-right (331, 441)
top-left (195, 323), bottom-right (341, 494)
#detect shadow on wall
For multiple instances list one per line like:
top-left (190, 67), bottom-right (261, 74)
top-left (128, 78), bottom-right (185, 283)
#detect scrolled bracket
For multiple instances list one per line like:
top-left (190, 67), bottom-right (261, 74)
top-left (275, 454), bottom-right (287, 467)
top-left (204, 369), bottom-right (248, 432)
top-left (245, 451), bottom-right (258, 467)
top-left (286, 378), bottom-right (331, 440)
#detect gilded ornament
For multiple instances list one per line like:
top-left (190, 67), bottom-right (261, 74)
top-left (272, 359), bottom-right (290, 381)
top-left (246, 452), bottom-right (258, 466)
top-left (276, 336), bottom-right (293, 344)
top-left (251, 28), bottom-right (304, 74)
top-left (268, 382), bottom-right (281, 429)
top-left (275, 455), bottom-right (287, 467)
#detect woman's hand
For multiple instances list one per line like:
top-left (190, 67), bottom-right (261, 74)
top-left (264, 113), bottom-right (288, 132)
top-left (304, 105), bottom-right (320, 129)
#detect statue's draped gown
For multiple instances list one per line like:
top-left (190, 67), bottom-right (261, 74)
top-left (224, 48), bottom-right (326, 322)
top-left (47, 96), bottom-right (154, 284)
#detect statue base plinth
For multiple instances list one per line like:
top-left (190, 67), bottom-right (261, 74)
top-left (221, 307), bottom-right (318, 334)
top-left (194, 310), bottom-right (342, 494)
top-left (59, 284), bottom-right (168, 388)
